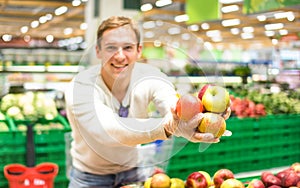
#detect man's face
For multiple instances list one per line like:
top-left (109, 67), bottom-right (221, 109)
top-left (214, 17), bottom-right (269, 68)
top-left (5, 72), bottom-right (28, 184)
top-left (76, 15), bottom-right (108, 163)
top-left (96, 25), bottom-right (142, 80)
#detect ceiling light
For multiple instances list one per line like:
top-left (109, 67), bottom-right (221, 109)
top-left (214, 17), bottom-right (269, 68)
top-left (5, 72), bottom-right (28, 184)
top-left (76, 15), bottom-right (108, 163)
top-left (72, 0), bottom-right (81, 6)
top-left (241, 32), bottom-right (254, 39)
top-left (265, 30), bottom-right (275, 36)
top-left (206, 30), bottom-right (221, 37)
top-left (2, 34), bottom-right (12, 42)
top-left (141, 3), bottom-right (153, 11)
top-left (46, 35), bottom-right (54, 43)
top-left (154, 40), bottom-right (162, 47)
top-left (155, 0), bottom-right (172, 7)
top-left (188, 24), bottom-right (199, 31)
top-left (80, 22), bottom-right (88, 30)
top-left (174, 14), bottom-right (189, 22)
top-left (64, 27), bottom-right (73, 35)
top-left (201, 23), bottom-right (210, 30)
top-left (31, 20), bottom-right (39, 28)
top-left (168, 27), bottom-right (181, 35)
top-left (39, 16), bottom-right (47, 24)
top-left (257, 15), bottom-right (267, 21)
top-left (55, 6), bottom-right (68, 16)
top-left (242, 26), bottom-right (254, 33)
top-left (264, 23), bottom-right (284, 30)
top-left (20, 26), bottom-right (29, 33)
top-left (221, 5), bottom-right (239, 13)
top-left (181, 33), bottom-right (191, 40)
top-left (279, 29), bottom-right (288, 35)
top-left (211, 36), bottom-right (222, 42)
top-left (144, 31), bottom-right (155, 38)
top-left (221, 19), bottom-right (240, 27)
top-left (230, 28), bottom-right (239, 35)
top-left (274, 11), bottom-right (294, 20)
top-left (143, 21), bottom-right (155, 29)
top-left (272, 39), bottom-right (278, 45)
top-left (45, 13), bottom-right (53, 21)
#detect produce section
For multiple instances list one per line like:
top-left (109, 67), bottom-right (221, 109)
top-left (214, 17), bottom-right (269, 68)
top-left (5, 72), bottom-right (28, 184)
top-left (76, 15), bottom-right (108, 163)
top-left (0, 0), bottom-right (300, 187)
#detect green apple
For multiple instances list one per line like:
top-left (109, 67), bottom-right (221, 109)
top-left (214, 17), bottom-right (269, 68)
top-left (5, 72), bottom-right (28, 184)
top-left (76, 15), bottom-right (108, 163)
top-left (200, 85), bottom-right (230, 113)
top-left (144, 177), bottom-right (152, 188)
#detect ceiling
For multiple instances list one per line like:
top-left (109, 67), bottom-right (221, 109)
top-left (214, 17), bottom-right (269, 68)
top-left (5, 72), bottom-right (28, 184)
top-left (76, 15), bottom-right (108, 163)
top-left (0, 0), bottom-right (299, 49)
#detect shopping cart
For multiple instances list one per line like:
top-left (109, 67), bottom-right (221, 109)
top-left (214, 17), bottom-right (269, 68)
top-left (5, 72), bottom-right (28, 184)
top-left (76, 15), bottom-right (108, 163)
top-left (4, 121), bottom-right (59, 188)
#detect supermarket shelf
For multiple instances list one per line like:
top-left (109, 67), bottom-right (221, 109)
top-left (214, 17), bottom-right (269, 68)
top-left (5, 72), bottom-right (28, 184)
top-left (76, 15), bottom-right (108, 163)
top-left (168, 76), bottom-right (250, 84)
top-left (0, 65), bottom-right (85, 73)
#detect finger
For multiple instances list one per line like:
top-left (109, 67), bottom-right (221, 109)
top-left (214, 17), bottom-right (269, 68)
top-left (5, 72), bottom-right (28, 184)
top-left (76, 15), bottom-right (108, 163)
top-left (193, 132), bottom-right (219, 143)
top-left (222, 130), bottom-right (232, 136)
top-left (187, 113), bottom-right (204, 129)
top-left (222, 107), bottom-right (231, 120)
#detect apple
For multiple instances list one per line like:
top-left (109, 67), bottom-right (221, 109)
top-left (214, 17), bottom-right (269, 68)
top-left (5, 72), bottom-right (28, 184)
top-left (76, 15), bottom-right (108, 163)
top-left (290, 162), bottom-right (300, 173)
top-left (150, 173), bottom-right (171, 188)
top-left (170, 178), bottom-right (185, 188)
top-left (198, 84), bottom-right (230, 113)
top-left (198, 84), bottom-right (213, 100)
top-left (186, 171), bottom-right (208, 188)
top-left (176, 94), bottom-right (204, 121)
top-left (247, 179), bottom-right (265, 188)
top-left (266, 185), bottom-right (281, 188)
top-left (144, 177), bottom-right (152, 188)
top-left (213, 169), bottom-right (235, 188)
top-left (276, 169), bottom-right (292, 180)
top-left (220, 178), bottom-right (245, 188)
top-left (280, 170), bottom-right (299, 187)
top-left (261, 172), bottom-right (281, 187)
top-left (198, 171), bottom-right (213, 187)
top-left (198, 112), bottom-right (226, 138)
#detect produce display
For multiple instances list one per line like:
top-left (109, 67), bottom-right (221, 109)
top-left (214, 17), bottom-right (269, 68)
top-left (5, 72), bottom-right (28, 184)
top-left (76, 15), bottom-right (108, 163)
top-left (0, 91), bottom-right (58, 121)
top-left (230, 86), bottom-right (300, 115)
top-left (121, 162), bottom-right (300, 188)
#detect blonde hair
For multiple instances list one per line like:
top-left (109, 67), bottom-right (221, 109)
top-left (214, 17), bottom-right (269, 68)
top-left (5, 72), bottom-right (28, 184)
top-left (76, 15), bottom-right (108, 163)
top-left (96, 16), bottom-right (140, 48)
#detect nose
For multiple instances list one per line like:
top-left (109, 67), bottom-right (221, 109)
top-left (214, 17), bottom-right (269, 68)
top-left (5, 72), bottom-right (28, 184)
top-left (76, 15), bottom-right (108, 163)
top-left (114, 47), bottom-right (125, 59)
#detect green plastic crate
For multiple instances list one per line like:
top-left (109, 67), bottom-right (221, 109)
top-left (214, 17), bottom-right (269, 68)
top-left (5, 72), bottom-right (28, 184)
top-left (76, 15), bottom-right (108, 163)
top-left (166, 114), bottom-right (300, 180)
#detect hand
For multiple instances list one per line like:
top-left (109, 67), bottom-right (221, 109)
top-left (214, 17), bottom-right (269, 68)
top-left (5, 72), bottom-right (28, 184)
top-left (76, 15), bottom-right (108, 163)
top-left (164, 109), bottom-right (219, 143)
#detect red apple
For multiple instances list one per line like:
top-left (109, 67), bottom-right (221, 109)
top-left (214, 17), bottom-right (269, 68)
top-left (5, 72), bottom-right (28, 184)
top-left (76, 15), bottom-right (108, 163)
top-left (261, 172), bottom-right (281, 187)
top-left (213, 169), bottom-right (235, 188)
top-left (220, 178), bottom-right (245, 188)
top-left (198, 112), bottom-right (226, 138)
top-left (186, 171), bottom-right (208, 188)
top-left (281, 170), bottom-right (299, 187)
top-left (151, 173), bottom-right (171, 188)
top-left (247, 179), bottom-right (265, 188)
top-left (276, 169), bottom-right (292, 180)
top-left (198, 171), bottom-right (213, 187)
top-left (176, 94), bottom-right (204, 121)
top-left (198, 84), bottom-right (230, 113)
top-left (198, 84), bottom-right (213, 100)
top-left (266, 185), bottom-right (281, 188)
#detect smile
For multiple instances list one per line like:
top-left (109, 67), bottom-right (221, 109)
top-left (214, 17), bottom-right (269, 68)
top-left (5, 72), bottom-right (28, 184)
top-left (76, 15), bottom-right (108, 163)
top-left (111, 63), bottom-right (128, 69)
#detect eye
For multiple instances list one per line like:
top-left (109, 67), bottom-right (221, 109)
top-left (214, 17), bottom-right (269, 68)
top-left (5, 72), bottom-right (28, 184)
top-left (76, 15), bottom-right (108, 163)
top-left (105, 46), bottom-right (118, 52)
top-left (123, 45), bottom-right (134, 51)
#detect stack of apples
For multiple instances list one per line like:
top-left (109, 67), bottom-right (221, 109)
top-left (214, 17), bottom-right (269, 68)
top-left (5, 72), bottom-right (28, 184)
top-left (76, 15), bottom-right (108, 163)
top-left (143, 173), bottom-right (185, 188)
top-left (176, 84), bottom-right (230, 138)
top-left (185, 168), bottom-right (244, 188)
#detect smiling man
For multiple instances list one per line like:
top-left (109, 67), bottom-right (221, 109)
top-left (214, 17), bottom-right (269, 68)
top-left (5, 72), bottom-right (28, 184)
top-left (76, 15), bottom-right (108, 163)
top-left (65, 16), bottom-right (226, 188)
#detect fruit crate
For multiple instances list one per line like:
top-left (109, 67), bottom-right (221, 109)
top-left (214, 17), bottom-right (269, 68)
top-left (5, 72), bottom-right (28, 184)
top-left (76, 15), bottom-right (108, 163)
top-left (0, 115), bottom-right (71, 188)
top-left (166, 114), bottom-right (300, 180)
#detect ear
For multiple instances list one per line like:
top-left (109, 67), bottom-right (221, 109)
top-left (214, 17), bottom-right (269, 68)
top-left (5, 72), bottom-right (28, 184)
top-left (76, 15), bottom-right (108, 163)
top-left (137, 45), bottom-right (143, 59)
top-left (95, 45), bottom-right (102, 59)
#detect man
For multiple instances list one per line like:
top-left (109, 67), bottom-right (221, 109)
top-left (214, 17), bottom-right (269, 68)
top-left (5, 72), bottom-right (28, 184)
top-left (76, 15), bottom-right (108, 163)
top-left (65, 16), bottom-right (229, 187)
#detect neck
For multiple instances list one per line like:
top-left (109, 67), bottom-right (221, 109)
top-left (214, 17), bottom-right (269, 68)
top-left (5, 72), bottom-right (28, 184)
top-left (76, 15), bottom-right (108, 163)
top-left (101, 70), bottom-right (130, 103)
